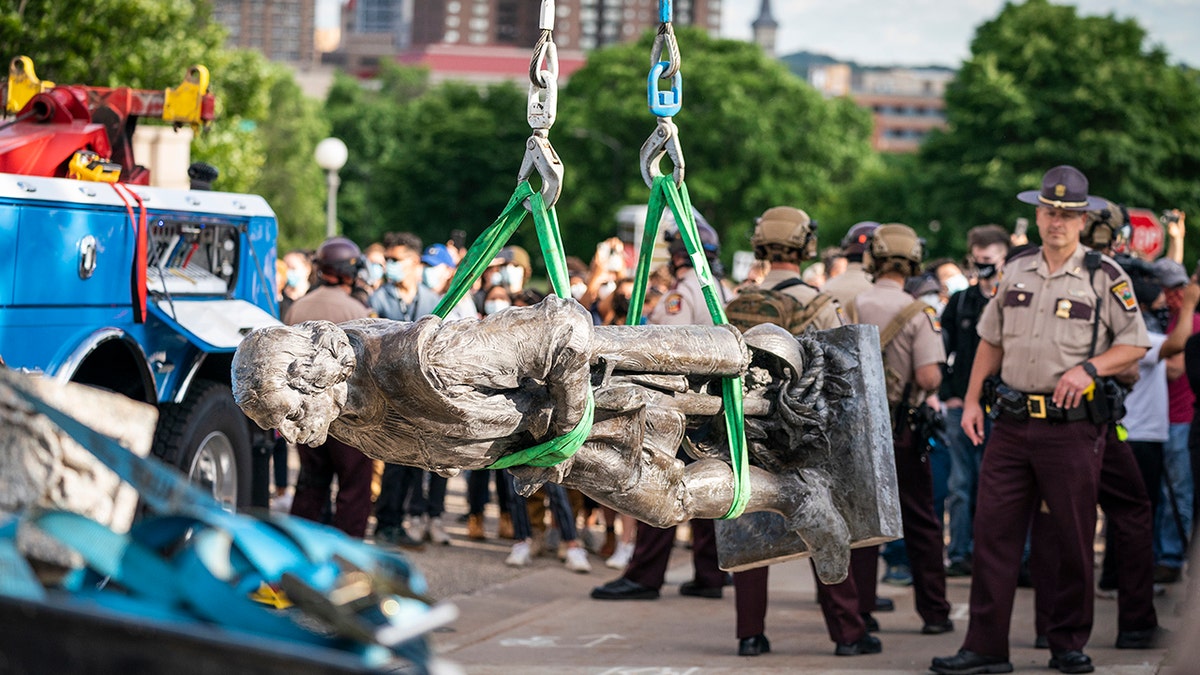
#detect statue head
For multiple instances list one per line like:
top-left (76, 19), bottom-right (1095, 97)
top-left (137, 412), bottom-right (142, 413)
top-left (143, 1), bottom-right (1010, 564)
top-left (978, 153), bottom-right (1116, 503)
top-left (232, 321), bottom-right (356, 446)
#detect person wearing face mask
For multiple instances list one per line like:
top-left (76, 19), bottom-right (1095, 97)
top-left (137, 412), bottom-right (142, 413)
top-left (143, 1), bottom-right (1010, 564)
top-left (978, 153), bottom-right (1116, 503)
top-left (369, 231), bottom-right (446, 550)
top-left (928, 259), bottom-right (970, 311)
top-left (482, 284), bottom-right (513, 316)
top-left (363, 243), bottom-right (387, 291)
top-left (421, 243), bottom-right (477, 321)
top-left (280, 249), bottom-right (314, 321)
top-left (939, 225), bottom-right (1010, 580)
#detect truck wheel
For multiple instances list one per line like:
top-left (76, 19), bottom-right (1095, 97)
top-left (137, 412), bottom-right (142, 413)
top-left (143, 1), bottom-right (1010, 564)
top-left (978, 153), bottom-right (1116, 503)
top-left (154, 380), bottom-right (252, 511)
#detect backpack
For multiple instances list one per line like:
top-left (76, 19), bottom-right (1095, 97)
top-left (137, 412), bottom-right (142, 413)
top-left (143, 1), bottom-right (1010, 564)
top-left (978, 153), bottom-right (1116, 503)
top-left (853, 297), bottom-right (930, 405)
top-left (725, 278), bottom-right (835, 336)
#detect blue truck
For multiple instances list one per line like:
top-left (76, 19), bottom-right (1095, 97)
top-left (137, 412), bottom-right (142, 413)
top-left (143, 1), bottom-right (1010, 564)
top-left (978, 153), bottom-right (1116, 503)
top-left (0, 58), bottom-right (282, 509)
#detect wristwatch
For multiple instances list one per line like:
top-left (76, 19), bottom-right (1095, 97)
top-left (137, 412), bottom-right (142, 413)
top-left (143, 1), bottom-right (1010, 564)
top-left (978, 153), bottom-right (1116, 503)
top-left (1081, 361), bottom-right (1099, 380)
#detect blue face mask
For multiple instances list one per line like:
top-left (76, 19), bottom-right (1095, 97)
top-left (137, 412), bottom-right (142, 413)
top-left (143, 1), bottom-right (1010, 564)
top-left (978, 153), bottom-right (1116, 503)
top-left (367, 262), bottom-right (384, 284)
top-left (286, 269), bottom-right (306, 288)
top-left (385, 260), bottom-right (407, 283)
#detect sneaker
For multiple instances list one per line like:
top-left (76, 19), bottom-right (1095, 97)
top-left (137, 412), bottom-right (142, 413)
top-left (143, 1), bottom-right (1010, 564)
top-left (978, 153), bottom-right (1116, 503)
top-left (505, 540), bottom-right (532, 567)
top-left (882, 564), bottom-right (913, 586)
top-left (1095, 587), bottom-right (1117, 600)
top-left (606, 541), bottom-right (634, 569)
top-left (564, 546), bottom-right (592, 573)
top-left (427, 516), bottom-right (451, 546)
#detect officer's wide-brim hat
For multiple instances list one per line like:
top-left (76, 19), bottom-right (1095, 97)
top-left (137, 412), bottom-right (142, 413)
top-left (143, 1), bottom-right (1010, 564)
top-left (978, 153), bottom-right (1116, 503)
top-left (1016, 165), bottom-right (1106, 211)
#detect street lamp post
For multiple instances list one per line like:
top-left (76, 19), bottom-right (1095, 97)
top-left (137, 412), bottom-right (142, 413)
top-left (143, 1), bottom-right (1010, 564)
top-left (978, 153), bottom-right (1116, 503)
top-left (314, 137), bottom-right (348, 238)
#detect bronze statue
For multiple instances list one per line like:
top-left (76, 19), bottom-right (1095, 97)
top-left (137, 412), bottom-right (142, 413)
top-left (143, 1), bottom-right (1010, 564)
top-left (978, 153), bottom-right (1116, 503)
top-left (233, 296), bottom-right (900, 583)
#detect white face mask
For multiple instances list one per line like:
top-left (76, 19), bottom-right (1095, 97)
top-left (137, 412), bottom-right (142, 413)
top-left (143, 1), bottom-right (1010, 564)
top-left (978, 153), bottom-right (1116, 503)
top-left (944, 273), bottom-right (969, 296)
top-left (505, 265), bottom-right (525, 289)
top-left (484, 299), bottom-right (510, 315)
top-left (597, 281), bottom-right (616, 300)
top-left (423, 265), bottom-right (450, 291)
top-left (570, 282), bottom-right (587, 300)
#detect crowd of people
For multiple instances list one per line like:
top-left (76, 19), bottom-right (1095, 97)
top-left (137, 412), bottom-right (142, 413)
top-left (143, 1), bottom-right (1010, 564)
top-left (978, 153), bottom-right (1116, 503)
top-left (267, 164), bottom-right (1194, 673)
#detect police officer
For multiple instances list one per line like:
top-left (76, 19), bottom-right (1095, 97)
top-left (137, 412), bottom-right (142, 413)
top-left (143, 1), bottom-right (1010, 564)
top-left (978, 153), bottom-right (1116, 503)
top-left (932, 166), bottom-right (1150, 675)
top-left (729, 205), bottom-right (843, 656)
top-left (823, 221), bottom-right (880, 313)
top-left (591, 212), bottom-right (730, 601)
top-left (1029, 198), bottom-right (1161, 651)
top-left (284, 237), bottom-right (375, 537)
top-left (816, 224), bottom-right (951, 657)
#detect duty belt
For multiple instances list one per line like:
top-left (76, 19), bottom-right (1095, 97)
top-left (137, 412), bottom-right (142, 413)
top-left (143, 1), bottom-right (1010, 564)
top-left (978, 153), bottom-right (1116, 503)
top-left (1003, 391), bottom-right (1091, 423)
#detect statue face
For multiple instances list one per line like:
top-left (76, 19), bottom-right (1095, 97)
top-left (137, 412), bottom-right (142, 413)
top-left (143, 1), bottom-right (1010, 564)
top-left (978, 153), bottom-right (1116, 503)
top-left (233, 323), bottom-right (353, 448)
top-left (265, 379), bottom-right (344, 447)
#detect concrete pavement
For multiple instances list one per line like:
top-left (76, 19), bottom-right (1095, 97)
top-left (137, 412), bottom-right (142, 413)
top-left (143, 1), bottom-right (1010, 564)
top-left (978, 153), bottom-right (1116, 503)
top-left (376, 476), bottom-right (1190, 674)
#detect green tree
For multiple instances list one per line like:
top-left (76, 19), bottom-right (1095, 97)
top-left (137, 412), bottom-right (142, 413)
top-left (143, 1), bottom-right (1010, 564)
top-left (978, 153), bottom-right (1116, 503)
top-left (908, 0), bottom-right (1200, 256)
top-left (326, 62), bottom-right (533, 250)
top-left (556, 28), bottom-right (875, 258)
top-left (2, 1), bottom-right (329, 249)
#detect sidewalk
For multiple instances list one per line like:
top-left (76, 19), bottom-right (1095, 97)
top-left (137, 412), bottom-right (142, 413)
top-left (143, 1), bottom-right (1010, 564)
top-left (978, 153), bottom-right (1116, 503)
top-left (394, 482), bottom-right (1188, 674)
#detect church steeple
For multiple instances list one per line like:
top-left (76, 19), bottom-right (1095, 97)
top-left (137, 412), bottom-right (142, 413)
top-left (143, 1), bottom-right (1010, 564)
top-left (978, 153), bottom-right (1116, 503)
top-left (752, 0), bottom-right (779, 57)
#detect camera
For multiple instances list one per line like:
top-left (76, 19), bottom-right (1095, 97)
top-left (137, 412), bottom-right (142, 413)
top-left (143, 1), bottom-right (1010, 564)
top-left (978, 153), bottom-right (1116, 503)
top-left (1162, 210), bottom-right (1181, 226)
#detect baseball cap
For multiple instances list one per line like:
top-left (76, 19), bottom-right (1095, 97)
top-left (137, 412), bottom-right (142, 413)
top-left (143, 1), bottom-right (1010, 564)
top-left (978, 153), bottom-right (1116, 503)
top-left (1152, 258), bottom-right (1189, 289)
top-left (421, 243), bottom-right (456, 268)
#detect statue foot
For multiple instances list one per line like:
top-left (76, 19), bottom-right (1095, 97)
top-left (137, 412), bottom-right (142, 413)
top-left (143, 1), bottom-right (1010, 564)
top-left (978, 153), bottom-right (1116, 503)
top-left (784, 468), bottom-right (851, 585)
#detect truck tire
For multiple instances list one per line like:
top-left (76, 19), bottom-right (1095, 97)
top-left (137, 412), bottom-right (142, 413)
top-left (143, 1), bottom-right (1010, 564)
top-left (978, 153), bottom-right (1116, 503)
top-left (153, 380), bottom-right (252, 511)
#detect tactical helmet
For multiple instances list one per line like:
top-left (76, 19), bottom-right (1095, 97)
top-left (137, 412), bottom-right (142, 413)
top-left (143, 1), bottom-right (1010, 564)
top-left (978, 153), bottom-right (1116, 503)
top-left (314, 236), bottom-right (365, 281)
top-left (842, 221), bottom-right (880, 258)
top-left (751, 206), bottom-right (816, 256)
top-left (1084, 198), bottom-right (1129, 252)
top-left (865, 223), bottom-right (924, 276)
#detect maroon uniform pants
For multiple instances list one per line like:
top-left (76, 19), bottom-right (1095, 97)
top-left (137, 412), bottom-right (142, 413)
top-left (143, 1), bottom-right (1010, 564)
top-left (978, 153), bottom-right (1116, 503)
top-left (623, 518), bottom-right (724, 590)
top-left (290, 437), bottom-right (375, 537)
top-left (962, 418), bottom-right (1104, 658)
top-left (1032, 426), bottom-right (1157, 636)
top-left (814, 546), bottom-right (879, 644)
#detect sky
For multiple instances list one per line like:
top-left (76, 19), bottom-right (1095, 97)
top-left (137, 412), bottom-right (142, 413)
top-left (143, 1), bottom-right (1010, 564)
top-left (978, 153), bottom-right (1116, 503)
top-left (722, 0), bottom-right (1200, 68)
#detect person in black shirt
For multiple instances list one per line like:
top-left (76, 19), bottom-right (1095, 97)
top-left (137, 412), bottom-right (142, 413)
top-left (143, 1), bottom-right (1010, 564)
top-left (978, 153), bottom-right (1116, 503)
top-left (940, 225), bottom-right (1010, 577)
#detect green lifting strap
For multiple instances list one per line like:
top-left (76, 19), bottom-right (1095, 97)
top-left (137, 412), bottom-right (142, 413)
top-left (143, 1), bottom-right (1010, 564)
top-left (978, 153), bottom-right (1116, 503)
top-left (432, 182), bottom-right (595, 471)
top-left (626, 176), bottom-right (751, 519)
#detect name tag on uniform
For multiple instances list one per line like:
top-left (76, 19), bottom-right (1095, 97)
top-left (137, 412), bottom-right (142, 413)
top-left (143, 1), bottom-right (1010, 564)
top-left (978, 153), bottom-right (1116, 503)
top-left (1004, 290), bottom-right (1033, 307)
top-left (1054, 298), bottom-right (1093, 320)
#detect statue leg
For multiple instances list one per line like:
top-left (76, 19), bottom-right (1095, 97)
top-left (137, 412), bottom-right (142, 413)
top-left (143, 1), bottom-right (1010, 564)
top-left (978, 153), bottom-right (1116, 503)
top-left (561, 444), bottom-right (851, 584)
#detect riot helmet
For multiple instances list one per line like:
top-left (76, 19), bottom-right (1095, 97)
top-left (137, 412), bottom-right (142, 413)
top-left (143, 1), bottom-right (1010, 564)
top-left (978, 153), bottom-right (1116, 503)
top-left (314, 236), bottom-right (365, 283)
top-left (842, 221), bottom-right (880, 260)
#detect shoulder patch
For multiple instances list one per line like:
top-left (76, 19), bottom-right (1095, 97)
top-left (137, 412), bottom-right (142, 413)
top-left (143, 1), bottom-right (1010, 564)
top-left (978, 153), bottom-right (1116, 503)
top-left (664, 293), bottom-right (683, 314)
top-left (923, 305), bottom-right (942, 333)
top-left (1110, 281), bottom-right (1137, 311)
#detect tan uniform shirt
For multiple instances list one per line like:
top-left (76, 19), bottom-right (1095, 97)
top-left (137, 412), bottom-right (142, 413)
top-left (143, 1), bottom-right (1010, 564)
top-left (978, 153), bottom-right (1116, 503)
top-left (821, 261), bottom-right (874, 310)
top-left (648, 270), bottom-right (727, 327)
top-left (855, 278), bottom-right (946, 405)
top-left (976, 245), bottom-right (1150, 393)
top-left (284, 284), bottom-right (372, 325)
top-left (759, 269), bottom-right (844, 331)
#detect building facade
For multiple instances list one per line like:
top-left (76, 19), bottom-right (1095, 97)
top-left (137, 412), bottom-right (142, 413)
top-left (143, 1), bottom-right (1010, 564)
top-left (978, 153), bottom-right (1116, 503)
top-left (212, 0), bottom-right (317, 66)
top-left (809, 63), bottom-right (951, 153)
top-left (336, 0), bottom-right (722, 83)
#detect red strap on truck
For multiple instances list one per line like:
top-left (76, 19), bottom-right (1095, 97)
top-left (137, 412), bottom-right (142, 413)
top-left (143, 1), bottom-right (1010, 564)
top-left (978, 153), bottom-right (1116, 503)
top-left (111, 182), bottom-right (148, 323)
